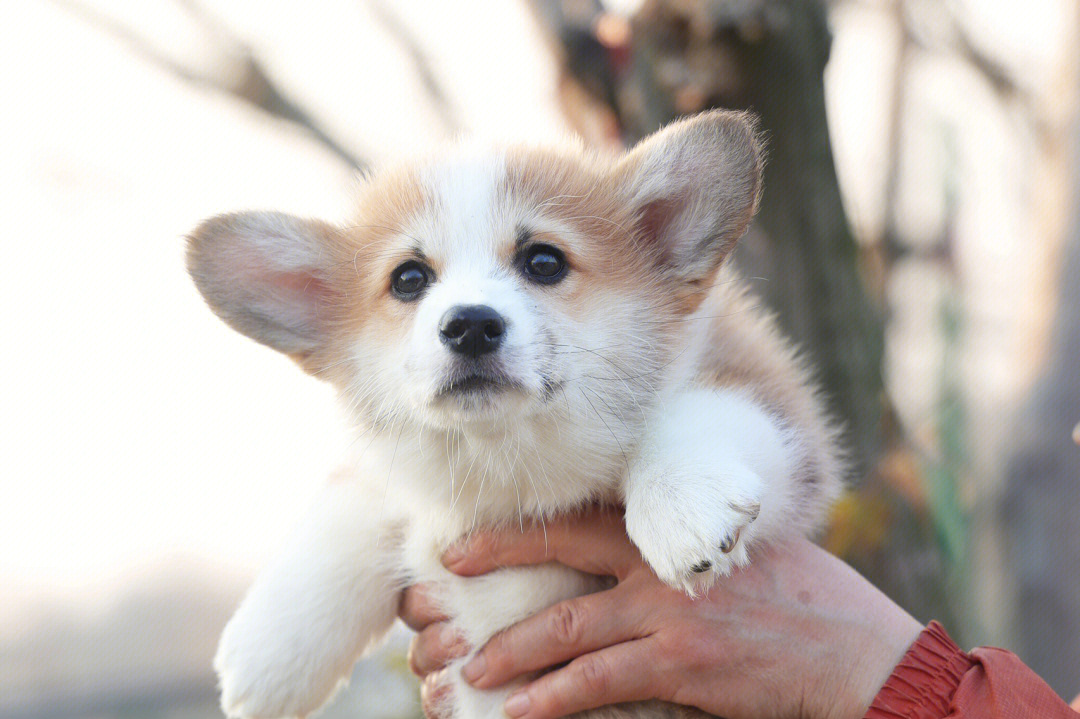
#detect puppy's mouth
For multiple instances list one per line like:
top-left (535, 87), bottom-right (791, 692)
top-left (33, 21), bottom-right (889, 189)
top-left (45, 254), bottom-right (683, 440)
top-left (435, 371), bottom-right (522, 399)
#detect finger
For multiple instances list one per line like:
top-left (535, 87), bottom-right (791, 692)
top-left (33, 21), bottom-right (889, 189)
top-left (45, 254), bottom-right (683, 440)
top-left (464, 587), bottom-right (646, 689)
top-left (443, 507), bottom-right (639, 579)
top-left (399, 583), bottom-right (449, 631)
top-left (420, 669), bottom-right (453, 719)
top-left (407, 621), bottom-right (469, 677)
top-left (501, 639), bottom-right (661, 719)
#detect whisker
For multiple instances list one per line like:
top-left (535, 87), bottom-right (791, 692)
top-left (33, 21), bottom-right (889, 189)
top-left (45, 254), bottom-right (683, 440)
top-left (669, 308), bottom-right (762, 322)
top-left (584, 385), bottom-right (632, 438)
top-left (309, 356), bottom-right (356, 377)
top-left (339, 222), bottom-right (429, 249)
top-left (375, 420), bottom-right (403, 548)
top-left (580, 388), bottom-right (629, 472)
top-left (559, 214), bottom-right (630, 234)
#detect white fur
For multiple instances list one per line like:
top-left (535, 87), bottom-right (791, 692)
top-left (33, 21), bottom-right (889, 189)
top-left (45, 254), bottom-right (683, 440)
top-left (625, 389), bottom-right (792, 593)
top-left (419, 147), bottom-right (505, 259)
top-left (215, 366), bottom-right (800, 718)
top-left (200, 128), bottom-right (837, 719)
top-left (214, 481), bottom-right (404, 718)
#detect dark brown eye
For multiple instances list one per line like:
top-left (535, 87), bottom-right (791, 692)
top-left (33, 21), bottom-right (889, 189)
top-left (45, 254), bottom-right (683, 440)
top-left (390, 260), bottom-right (432, 300)
top-left (522, 244), bottom-right (567, 284)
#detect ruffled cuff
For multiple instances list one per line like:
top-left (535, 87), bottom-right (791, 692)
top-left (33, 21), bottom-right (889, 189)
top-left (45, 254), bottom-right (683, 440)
top-left (863, 621), bottom-right (975, 719)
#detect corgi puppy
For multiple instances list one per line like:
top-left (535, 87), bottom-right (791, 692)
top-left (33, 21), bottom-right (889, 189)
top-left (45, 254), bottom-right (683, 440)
top-left (188, 110), bottom-right (844, 719)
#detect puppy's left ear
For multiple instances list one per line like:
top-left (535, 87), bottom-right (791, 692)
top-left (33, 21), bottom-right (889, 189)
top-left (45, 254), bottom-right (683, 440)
top-left (186, 211), bottom-right (344, 363)
top-left (618, 110), bottom-right (763, 284)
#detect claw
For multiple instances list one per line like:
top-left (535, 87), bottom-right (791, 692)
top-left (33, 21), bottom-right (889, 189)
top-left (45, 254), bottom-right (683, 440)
top-left (690, 559), bottom-right (713, 573)
top-left (720, 528), bottom-right (741, 554)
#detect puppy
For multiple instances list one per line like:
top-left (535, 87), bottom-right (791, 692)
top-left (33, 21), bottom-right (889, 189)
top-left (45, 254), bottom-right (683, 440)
top-left (187, 110), bottom-right (844, 719)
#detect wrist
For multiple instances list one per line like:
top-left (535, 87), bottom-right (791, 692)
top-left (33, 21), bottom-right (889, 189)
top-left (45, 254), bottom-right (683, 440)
top-left (810, 612), bottom-right (922, 719)
top-left (862, 621), bottom-right (975, 719)
top-left (849, 617), bottom-right (923, 718)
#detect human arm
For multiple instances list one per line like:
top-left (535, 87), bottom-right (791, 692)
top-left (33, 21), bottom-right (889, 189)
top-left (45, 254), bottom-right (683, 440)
top-left (403, 506), bottom-right (1080, 719)
top-left (865, 620), bottom-right (1080, 719)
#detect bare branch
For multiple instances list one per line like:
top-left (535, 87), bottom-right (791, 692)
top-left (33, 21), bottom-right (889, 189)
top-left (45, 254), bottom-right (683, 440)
top-left (366, 0), bottom-right (463, 135)
top-left (50, 0), bottom-right (367, 170)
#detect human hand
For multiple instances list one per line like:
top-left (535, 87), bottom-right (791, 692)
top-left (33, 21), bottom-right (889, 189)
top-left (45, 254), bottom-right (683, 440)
top-left (399, 583), bottom-right (468, 718)
top-left (403, 507), bottom-right (922, 719)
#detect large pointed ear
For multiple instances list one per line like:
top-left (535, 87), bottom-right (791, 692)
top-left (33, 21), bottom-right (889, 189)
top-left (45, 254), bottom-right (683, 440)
top-left (186, 211), bottom-right (343, 359)
top-left (618, 110), bottom-right (763, 284)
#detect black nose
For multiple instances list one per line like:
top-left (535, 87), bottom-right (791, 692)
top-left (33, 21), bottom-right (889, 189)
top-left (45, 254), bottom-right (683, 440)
top-left (439, 305), bottom-right (505, 358)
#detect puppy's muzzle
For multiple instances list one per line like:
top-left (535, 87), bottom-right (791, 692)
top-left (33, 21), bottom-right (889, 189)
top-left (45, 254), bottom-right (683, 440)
top-left (439, 305), bottom-right (505, 359)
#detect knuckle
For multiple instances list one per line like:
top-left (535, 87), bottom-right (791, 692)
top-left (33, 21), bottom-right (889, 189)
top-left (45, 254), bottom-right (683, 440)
top-left (550, 602), bottom-right (587, 646)
top-left (576, 655), bottom-right (612, 696)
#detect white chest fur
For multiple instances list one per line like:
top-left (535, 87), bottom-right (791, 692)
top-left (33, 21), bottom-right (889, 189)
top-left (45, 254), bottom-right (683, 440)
top-left (212, 380), bottom-right (801, 719)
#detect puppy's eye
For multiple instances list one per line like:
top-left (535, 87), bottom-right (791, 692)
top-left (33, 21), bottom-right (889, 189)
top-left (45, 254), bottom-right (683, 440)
top-left (390, 260), bottom-right (432, 300)
top-left (522, 245), bottom-right (567, 284)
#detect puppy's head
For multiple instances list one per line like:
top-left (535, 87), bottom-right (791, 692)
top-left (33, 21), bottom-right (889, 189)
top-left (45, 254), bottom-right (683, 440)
top-left (188, 111), bottom-right (762, 431)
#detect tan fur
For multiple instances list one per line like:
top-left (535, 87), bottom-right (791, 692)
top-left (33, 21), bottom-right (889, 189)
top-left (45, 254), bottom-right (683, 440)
top-left (695, 264), bottom-right (844, 527)
top-left (187, 110), bottom-right (842, 719)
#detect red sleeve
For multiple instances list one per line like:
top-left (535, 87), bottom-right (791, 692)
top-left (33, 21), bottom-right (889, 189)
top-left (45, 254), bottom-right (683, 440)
top-left (863, 621), bottom-right (1080, 719)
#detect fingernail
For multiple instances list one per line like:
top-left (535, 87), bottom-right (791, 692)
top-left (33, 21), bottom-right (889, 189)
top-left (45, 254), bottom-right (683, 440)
top-left (462, 653), bottom-right (486, 683)
top-left (504, 690), bottom-right (531, 717)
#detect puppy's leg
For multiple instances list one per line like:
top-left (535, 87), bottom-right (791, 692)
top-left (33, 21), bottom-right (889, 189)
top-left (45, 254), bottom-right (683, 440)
top-left (214, 480), bottom-right (404, 719)
top-left (438, 564), bottom-right (608, 719)
top-left (625, 388), bottom-right (794, 593)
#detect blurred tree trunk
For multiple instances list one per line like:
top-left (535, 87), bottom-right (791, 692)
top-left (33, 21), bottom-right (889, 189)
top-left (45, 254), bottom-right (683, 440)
top-left (529, 0), bottom-right (956, 624)
top-left (1000, 128), bottom-right (1080, 696)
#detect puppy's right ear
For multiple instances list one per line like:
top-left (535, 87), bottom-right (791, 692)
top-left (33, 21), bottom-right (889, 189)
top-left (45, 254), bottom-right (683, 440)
top-left (187, 211), bottom-right (343, 360)
top-left (617, 110), bottom-right (763, 286)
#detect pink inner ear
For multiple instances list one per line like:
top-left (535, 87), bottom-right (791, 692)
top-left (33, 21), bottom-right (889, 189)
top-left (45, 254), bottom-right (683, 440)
top-left (638, 197), bottom-right (683, 264)
top-left (225, 250), bottom-right (338, 347)
top-left (264, 268), bottom-right (332, 302)
top-left (254, 266), bottom-right (334, 326)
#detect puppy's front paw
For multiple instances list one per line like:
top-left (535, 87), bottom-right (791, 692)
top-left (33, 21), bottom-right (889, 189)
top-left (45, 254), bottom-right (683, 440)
top-left (214, 595), bottom-right (350, 719)
top-left (626, 459), bottom-right (762, 594)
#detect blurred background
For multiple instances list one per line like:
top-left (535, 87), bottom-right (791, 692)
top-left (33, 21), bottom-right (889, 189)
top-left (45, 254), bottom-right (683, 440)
top-left (2, 0), bottom-right (1078, 717)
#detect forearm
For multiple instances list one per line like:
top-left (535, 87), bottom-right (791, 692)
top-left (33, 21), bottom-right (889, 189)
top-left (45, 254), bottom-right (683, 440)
top-left (864, 622), bottom-right (1080, 719)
